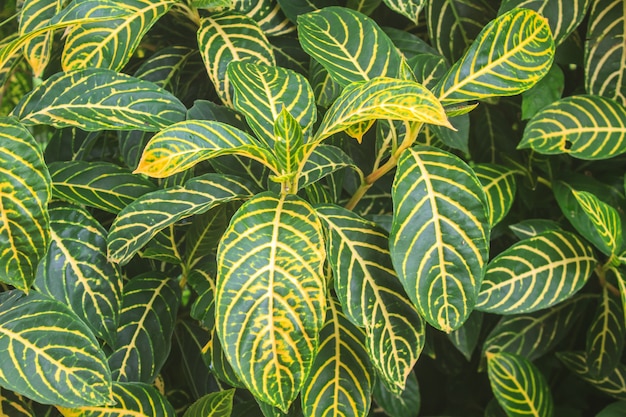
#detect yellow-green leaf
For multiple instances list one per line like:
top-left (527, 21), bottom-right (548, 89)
top-left (183, 389), bottom-right (235, 417)
top-left (18, 0), bottom-right (62, 77)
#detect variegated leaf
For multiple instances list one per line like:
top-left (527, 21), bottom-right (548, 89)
top-left (585, 0), bottom-right (626, 106)
top-left (298, 145), bottom-right (359, 191)
top-left (275, 0), bottom-right (336, 23)
top-left (383, 0), bottom-right (425, 23)
top-left (519, 95), bottom-right (626, 160)
top-left (508, 219), bottom-right (564, 240)
top-left (273, 108), bottom-right (304, 185)
top-left (183, 389), bottom-right (235, 417)
top-left (108, 273), bottom-right (180, 383)
top-left (297, 6), bottom-right (412, 87)
top-left (58, 382), bottom-right (175, 417)
top-left (309, 60), bottom-right (341, 108)
top-left (107, 173), bottom-right (258, 265)
top-left (228, 61), bottom-right (316, 147)
top-left (234, 0), bottom-right (293, 36)
top-left (0, 387), bottom-right (33, 417)
top-left (18, 0), bottom-right (61, 77)
top-left (487, 352), bottom-right (554, 417)
top-left (0, 117), bottom-right (51, 291)
top-left (216, 192), bottom-right (326, 412)
top-left (558, 351), bottom-right (626, 401)
top-left (184, 206), bottom-right (230, 272)
top-left (134, 120), bottom-right (279, 178)
top-left (0, 290), bottom-right (112, 407)
top-left (474, 163), bottom-right (518, 228)
top-left (316, 204), bottom-right (425, 393)
top-left (11, 69), bottom-right (186, 131)
top-left (476, 230), bottom-right (596, 314)
top-left (197, 10), bottom-right (275, 107)
top-left (390, 146), bottom-right (490, 332)
top-left (301, 299), bottom-right (373, 417)
top-left (315, 78), bottom-right (452, 142)
top-left (448, 311), bottom-right (483, 361)
top-left (436, 8), bottom-right (555, 105)
top-left (611, 266), bottom-right (626, 330)
top-left (49, 161), bottom-right (157, 213)
top-left (372, 371), bottom-right (421, 417)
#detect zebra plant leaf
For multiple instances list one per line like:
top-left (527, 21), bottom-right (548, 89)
top-left (435, 8), bottom-right (555, 105)
top-left (107, 173), bottom-right (258, 265)
top-left (49, 161), bottom-right (157, 213)
top-left (448, 311), bottom-right (483, 361)
top-left (298, 145), bottom-right (360, 191)
top-left (297, 6), bottom-right (412, 87)
top-left (11, 69), bottom-right (186, 131)
top-left (0, 117), bottom-right (51, 291)
top-left (197, 10), bottom-right (275, 107)
top-left (57, 382), bottom-right (175, 417)
top-left (108, 273), bottom-right (181, 383)
top-left (372, 371), bottom-right (421, 417)
top-left (134, 120), bottom-right (280, 178)
top-left (476, 230), bottom-right (596, 314)
top-left (301, 299), bottom-right (374, 417)
top-left (585, 0), bottom-right (626, 106)
top-left (227, 61), bottom-right (316, 147)
top-left (390, 146), bottom-right (490, 332)
top-left (35, 203), bottom-right (122, 346)
top-left (0, 387), bottom-right (33, 417)
top-left (316, 204), bottom-right (425, 394)
top-left (216, 192), bottom-right (326, 412)
top-left (60, 0), bottom-right (174, 71)
top-left (519, 95), bottom-right (626, 159)
top-left (383, 0), bottom-right (425, 23)
top-left (0, 290), bottom-right (113, 407)
top-left (473, 163), bottom-right (518, 228)
top-left (315, 78), bottom-right (452, 142)
top-left (487, 352), bottom-right (554, 417)
top-left (183, 389), bottom-right (235, 417)
top-left (18, 0), bottom-right (61, 77)
top-left (235, 0), bottom-right (292, 36)
top-left (558, 351), bottom-right (626, 401)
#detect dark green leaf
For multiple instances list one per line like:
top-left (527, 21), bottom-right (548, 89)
top-left (558, 351), bottom-right (626, 400)
top-left (183, 389), bottom-right (235, 417)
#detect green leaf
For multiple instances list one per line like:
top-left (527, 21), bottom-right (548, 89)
top-left (518, 95), bottom-right (626, 159)
top-left (521, 63), bottom-right (564, 120)
top-left (18, 0), bottom-right (61, 77)
top-left (35, 203), bottom-right (122, 346)
top-left (611, 266), bottom-right (626, 330)
top-left (476, 230), bottom-right (596, 315)
top-left (297, 6), bottom-right (412, 86)
top-left (197, 10), bottom-right (275, 107)
top-left (448, 311), bottom-right (483, 361)
top-left (216, 192), bottom-right (326, 412)
top-left (134, 120), bottom-right (280, 178)
top-left (372, 371), bottom-right (421, 417)
top-left (0, 387), bottom-right (34, 417)
top-left (273, 108), bottom-right (304, 179)
top-left (107, 173), bottom-right (258, 265)
top-left (508, 219), bottom-right (564, 240)
top-left (11, 69), bottom-right (186, 131)
top-left (301, 299), bottom-right (374, 417)
top-left (60, 0), bottom-right (174, 71)
top-left (183, 389), bottom-right (235, 417)
top-left (57, 381), bottom-right (175, 416)
top-left (49, 161), bottom-right (157, 213)
top-left (173, 319), bottom-right (214, 399)
top-left (316, 204), bottom-right (425, 393)
top-left (227, 61), bottom-right (316, 147)
top-left (0, 290), bottom-right (113, 407)
top-left (408, 53), bottom-right (449, 90)
top-left (108, 273), bottom-right (181, 383)
top-left (235, 0), bottom-right (293, 37)
top-left (435, 8), bottom-right (555, 105)
top-left (309, 60), bottom-right (342, 108)
top-left (596, 401), bottom-right (626, 417)
top-left (297, 145), bottom-right (360, 191)
top-left (473, 163), bottom-right (518, 228)
top-left (184, 206), bottom-right (230, 271)
top-left (0, 117), bottom-right (51, 291)
top-left (315, 78), bottom-right (452, 142)
top-left (390, 146), bottom-right (490, 332)
top-left (585, 0), bottom-right (626, 106)
top-left (558, 351), bottom-right (626, 401)
top-left (487, 352), bottom-right (554, 417)
top-left (383, 0), bottom-right (425, 23)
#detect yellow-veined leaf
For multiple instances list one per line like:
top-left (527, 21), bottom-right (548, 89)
top-left (558, 351), bottom-right (626, 401)
top-left (183, 389), bottom-right (235, 417)
top-left (18, 0), bottom-right (62, 77)
top-left (372, 371), bottom-right (421, 417)
top-left (216, 192), bottom-right (326, 411)
top-left (383, 0), bottom-right (426, 24)
top-left (297, 144), bottom-right (360, 192)
top-left (0, 387), bottom-right (33, 417)
top-left (234, 0), bottom-right (293, 36)
top-left (474, 163), bottom-right (519, 227)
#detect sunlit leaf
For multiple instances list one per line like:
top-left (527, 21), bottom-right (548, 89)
top-left (18, 0), bottom-right (61, 77)
top-left (383, 0), bottom-right (425, 23)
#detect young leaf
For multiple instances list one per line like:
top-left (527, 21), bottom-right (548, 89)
top-left (216, 192), bottom-right (326, 412)
top-left (183, 389), bottom-right (235, 417)
top-left (273, 108), bottom-right (304, 178)
top-left (473, 163), bottom-right (518, 227)
top-left (558, 351), bottom-right (626, 401)
top-left (383, 0), bottom-right (425, 24)
top-left (0, 117), bottom-right (51, 291)
top-left (0, 290), bottom-right (113, 407)
top-left (18, 0), bottom-right (61, 77)
top-left (390, 146), bottom-right (490, 332)
top-left (487, 352), bottom-right (554, 417)
top-left (476, 231), bottom-right (596, 315)
top-left (11, 69), bottom-right (186, 131)
top-left (435, 8), bottom-right (555, 105)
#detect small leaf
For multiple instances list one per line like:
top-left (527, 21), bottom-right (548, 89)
top-left (18, 0), bottom-right (62, 77)
top-left (273, 108), bottom-right (304, 178)
top-left (183, 389), bottom-right (235, 417)
top-left (473, 163), bottom-right (518, 227)
top-left (383, 0), bottom-right (426, 24)
top-left (0, 387), bottom-right (34, 417)
top-left (297, 145), bottom-right (360, 191)
top-left (508, 219), bottom-right (564, 240)
top-left (558, 351), bottom-right (626, 401)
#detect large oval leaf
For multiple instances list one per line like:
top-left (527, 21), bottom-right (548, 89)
top-left (0, 290), bottom-right (112, 407)
top-left (18, 0), bottom-right (61, 77)
top-left (216, 192), bottom-right (326, 412)
top-left (436, 8), bottom-right (555, 105)
top-left (518, 95), bottom-right (626, 160)
top-left (0, 117), bottom-right (51, 291)
top-left (11, 69), bottom-right (186, 131)
top-left (476, 230), bottom-right (596, 314)
top-left (390, 146), bottom-right (490, 332)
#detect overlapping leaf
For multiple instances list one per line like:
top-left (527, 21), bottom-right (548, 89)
top-left (0, 387), bottom-right (33, 417)
top-left (476, 230), bottom-right (596, 314)
top-left (108, 273), bottom-right (180, 383)
top-left (519, 95), bottom-right (626, 159)
top-left (107, 173), bottom-right (258, 265)
top-left (309, 60), bottom-right (342, 107)
top-left (316, 204), bottom-right (425, 393)
top-left (0, 117), bottom-right (51, 291)
top-left (297, 145), bottom-right (359, 191)
top-left (11, 69), bottom-right (186, 131)
top-left (0, 290), bottom-right (112, 407)
top-left (473, 163), bottom-right (518, 227)
top-left (508, 219), bottom-right (563, 239)
top-left (216, 192), bottom-right (326, 411)
top-left (558, 351), bottom-right (626, 400)
top-left (372, 371), bottom-right (421, 417)
top-left (134, 120), bottom-right (280, 178)
top-left (183, 389), bottom-right (235, 417)
top-left (448, 311), bottom-right (483, 361)
top-left (18, 0), bottom-right (61, 77)
top-left (383, 0), bottom-right (425, 24)
top-left (436, 8), bottom-right (555, 105)
top-left (390, 146), bottom-right (490, 332)
top-left (235, 0), bottom-right (293, 36)
top-left (173, 319), bottom-right (214, 399)
top-left (197, 10), bottom-right (275, 107)
top-left (301, 299), bottom-right (373, 417)
top-left (297, 6), bottom-right (412, 86)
